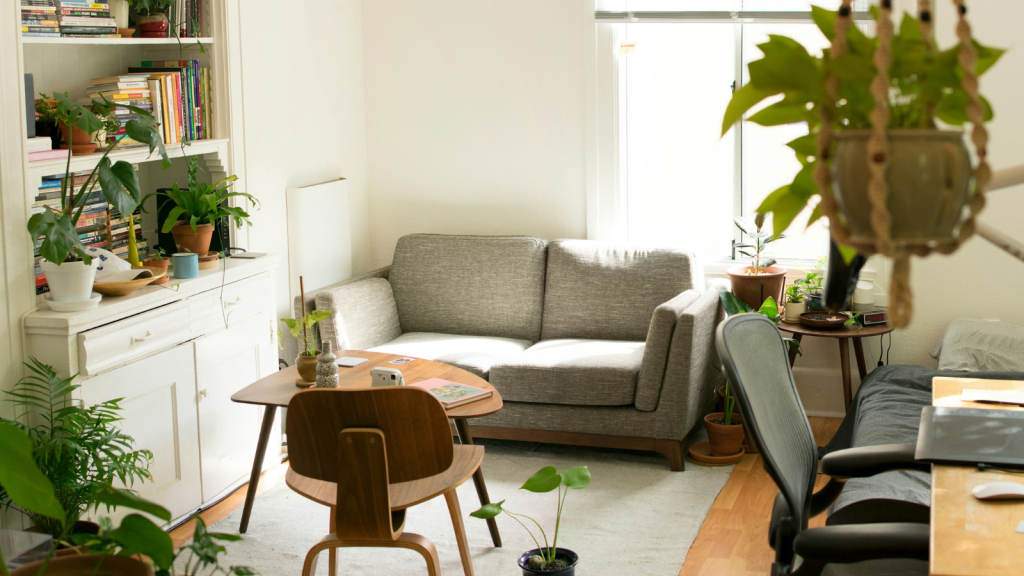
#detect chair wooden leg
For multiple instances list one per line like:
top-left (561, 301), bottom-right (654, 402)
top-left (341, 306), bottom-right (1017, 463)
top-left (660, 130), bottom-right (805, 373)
top-left (329, 507), bottom-right (338, 576)
top-left (300, 533), bottom-right (441, 576)
top-left (397, 533), bottom-right (442, 576)
top-left (445, 489), bottom-right (475, 576)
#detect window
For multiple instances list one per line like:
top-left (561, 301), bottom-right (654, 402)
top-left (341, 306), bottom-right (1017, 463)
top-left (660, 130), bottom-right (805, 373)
top-left (597, 2), bottom-right (870, 263)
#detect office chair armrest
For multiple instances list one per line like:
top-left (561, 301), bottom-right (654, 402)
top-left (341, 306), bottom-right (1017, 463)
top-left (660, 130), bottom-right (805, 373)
top-left (793, 522), bottom-right (929, 563)
top-left (820, 443), bottom-right (930, 478)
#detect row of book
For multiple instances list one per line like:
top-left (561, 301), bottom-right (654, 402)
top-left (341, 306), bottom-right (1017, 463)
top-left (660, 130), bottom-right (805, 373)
top-left (87, 60), bottom-right (211, 145)
top-left (173, 0), bottom-right (204, 38)
top-left (21, 0), bottom-right (59, 37)
top-left (33, 169), bottom-right (147, 302)
top-left (21, 1), bottom-right (119, 38)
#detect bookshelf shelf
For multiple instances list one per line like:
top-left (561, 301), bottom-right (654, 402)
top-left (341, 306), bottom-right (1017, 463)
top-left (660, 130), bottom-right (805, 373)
top-left (22, 37), bottom-right (214, 46)
top-left (26, 138), bottom-right (229, 176)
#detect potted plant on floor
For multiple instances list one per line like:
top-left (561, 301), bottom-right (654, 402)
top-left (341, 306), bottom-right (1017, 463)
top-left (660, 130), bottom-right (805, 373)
top-left (721, 3), bottom-right (1003, 327)
top-left (728, 213), bottom-right (786, 310)
top-left (127, 0), bottom-right (173, 38)
top-left (472, 466), bottom-right (590, 575)
top-left (282, 309), bottom-right (333, 386)
top-left (28, 93), bottom-right (167, 304)
top-left (0, 359), bottom-right (153, 551)
top-left (145, 156), bottom-right (258, 257)
top-left (141, 247), bottom-right (169, 284)
top-left (705, 378), bottom-right (745, 458)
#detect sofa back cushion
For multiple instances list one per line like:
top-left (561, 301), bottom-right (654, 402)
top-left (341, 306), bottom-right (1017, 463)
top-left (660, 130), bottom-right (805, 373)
top-left (541, 240), bottom-right (702, 342)
top-left (389, 234), bottom-right (548, 341)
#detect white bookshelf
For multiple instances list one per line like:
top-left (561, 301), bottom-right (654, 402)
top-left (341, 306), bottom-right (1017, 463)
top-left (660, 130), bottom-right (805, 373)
top-left (22, 36), bottom-right (215, 45)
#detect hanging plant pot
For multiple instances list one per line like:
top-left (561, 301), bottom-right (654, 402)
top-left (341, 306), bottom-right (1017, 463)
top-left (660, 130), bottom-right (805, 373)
top-left (12, 554), bottom-right (154, 576)
top-left (726, 265), bottom-right (786, 310)
top-left (58, 123), bottom-right (98, 155)
top-left (831, 129), bottom-right (972, 251)
top-left (40, 258), bottom-right (99, 303)
top-left (517, 548), bottom-right (579, 576)
top-left (170, 221), bottom-right (215, 256)
top-left (137, 12), bottom-right (170, 38)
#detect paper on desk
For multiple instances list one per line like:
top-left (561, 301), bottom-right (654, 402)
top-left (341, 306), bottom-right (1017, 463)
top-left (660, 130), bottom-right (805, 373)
top-left (962, 388), bottom-right (1024, 406)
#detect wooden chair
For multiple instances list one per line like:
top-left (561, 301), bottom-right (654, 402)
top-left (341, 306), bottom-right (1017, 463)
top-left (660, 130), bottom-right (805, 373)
top-left (286, 387), bottom-right (484, 576)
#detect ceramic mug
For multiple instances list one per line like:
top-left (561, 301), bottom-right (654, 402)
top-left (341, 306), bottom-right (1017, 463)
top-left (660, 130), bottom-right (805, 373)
top-left (172, 253), bottom-right (199, 279)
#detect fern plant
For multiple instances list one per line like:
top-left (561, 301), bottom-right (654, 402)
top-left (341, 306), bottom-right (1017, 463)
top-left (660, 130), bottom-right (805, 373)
top-left (0, 359), bottom-right (153, 543)
top-left (144, 156), bottom-right (258, 234)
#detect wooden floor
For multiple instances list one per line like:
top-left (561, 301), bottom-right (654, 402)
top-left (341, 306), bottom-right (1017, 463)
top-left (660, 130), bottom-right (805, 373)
top-left (171, 417), bottom-right (842, 576)
top-left (679, 416), bottom-right (842, 576)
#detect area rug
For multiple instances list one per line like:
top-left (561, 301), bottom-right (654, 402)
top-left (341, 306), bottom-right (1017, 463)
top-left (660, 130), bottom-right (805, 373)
top-left (210, 439), bottom-right (732, 575)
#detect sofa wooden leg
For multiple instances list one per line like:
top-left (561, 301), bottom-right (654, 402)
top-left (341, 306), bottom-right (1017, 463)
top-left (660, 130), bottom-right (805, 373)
top-left (653, 439), bottom-right (686, 471)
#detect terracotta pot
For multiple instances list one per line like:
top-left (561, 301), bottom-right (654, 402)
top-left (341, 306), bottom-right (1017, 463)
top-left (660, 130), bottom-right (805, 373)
top-left (170, 221), bottom-right (214, 256)
top-left (832, 129), bottom-right (971, 252)
top-left (58, 123), bottom-right (97, 155)
top-left (137, 12), bottom-right (169, 38)
top-left (726, 265), bottom-right (786, 310)
top-left (27, 520), bottom-right (100, 557)
top-left (704, 412), bottom-right (745, 457)
top-left (712, 388), bottom-right (757, 454)
top-left (141, 258), bottom-right (170, 284)
top-left (12, 554), bottom-right (154, 576)
top-left (296, 351), bottom-right (321, 384)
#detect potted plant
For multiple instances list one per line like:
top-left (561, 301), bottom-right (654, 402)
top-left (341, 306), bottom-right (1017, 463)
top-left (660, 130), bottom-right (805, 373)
top-left (27, 93), bottom-right (168, 303)
top-left (127, 0), bottom-right (173, 38)
top-left (783, 282), bottom-right (806, 322)
top-left (471, 466), bottom-right (590, 575)
top-left (281, 309), bottom-right (333, 384)
top-left (721, 4), bottom-right (1003, 326)
top-left (0, 421), bottom-right (258, 576)
top-left (705, 378), bottom-right (744, 458)
top-left (0, 359), bottom-right (153, 551)
top-left (145, 156), bottom-right (257, 257)
top-left (141, 247), bottom-right (169, 284)
top-left (728, 213), bottom-right (786, 310)
top-left (34, 96), bottom-right (62, 151)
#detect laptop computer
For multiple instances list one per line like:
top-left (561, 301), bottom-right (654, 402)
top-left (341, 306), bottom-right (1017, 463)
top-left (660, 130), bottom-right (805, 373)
top-left (916, 406), bottom-right (1024, 468)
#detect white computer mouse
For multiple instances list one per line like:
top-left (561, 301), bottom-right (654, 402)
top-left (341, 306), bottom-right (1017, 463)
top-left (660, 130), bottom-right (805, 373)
top-left (972, 482), bottom-right (1024, 500)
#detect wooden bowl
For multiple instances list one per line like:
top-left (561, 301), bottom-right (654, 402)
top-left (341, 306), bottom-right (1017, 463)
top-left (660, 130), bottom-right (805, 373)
top-left (798, 311), bottom-right (850, 330)
top-left (93, 266), bottom-right (166, 297)
top-left (118, 28), bottom-right (136, 38)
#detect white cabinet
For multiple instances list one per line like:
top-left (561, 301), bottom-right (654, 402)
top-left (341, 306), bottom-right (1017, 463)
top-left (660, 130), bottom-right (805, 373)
top-left (80, 344), bottom-right (203, 521)
top-left (195, 308), bottom-right (278, 501)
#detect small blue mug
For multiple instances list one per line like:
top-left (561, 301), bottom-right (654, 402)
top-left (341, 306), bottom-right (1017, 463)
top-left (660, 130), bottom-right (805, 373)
top-left (172, 253), bottom-right (199, 279)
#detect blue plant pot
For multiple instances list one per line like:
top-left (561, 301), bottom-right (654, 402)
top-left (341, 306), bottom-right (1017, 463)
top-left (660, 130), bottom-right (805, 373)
top-left (518, 548), bottom-right (579, 576)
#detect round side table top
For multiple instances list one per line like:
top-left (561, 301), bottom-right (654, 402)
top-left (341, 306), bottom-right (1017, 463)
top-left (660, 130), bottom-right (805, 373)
top-left (231, 350), bottom-right (503, 419)
top-left (776, 320), bottom-right (894, 339)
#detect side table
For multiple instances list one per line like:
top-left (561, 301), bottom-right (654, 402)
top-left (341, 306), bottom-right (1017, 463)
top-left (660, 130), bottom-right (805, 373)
top-left (777, 321), bottom-right (894, 411)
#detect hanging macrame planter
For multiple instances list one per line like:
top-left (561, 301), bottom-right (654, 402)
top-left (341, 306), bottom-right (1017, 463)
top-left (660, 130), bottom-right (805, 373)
top-left (815, 0), bottom-right (991, 328)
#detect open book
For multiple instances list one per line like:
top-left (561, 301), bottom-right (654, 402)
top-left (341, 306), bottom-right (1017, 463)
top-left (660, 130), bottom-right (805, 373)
top-left (410, 378), bottom-right (492, 409)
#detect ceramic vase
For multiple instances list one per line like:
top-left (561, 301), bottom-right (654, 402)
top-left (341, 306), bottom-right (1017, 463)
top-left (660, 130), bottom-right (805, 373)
top-left (316, 342), bottom-right (339, 388)
top-left (40, 258), bottom-right (99, 302)
top-left (137, 12), bottom-right (170, 38)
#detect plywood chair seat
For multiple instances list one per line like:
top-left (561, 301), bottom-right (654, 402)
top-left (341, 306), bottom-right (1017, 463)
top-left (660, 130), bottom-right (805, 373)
top-left (286, 444), bottom-right (485, 510)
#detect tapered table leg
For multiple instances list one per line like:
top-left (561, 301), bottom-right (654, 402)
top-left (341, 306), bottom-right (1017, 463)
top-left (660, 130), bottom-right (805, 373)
top-left (838, 339), bottom-right (853, 412)
top-left (453, 418), bottom-right (502, 548)
top-left (852, 337), bottom-right (868, 380)
top-left (239, 405), bottom-right (277, 533)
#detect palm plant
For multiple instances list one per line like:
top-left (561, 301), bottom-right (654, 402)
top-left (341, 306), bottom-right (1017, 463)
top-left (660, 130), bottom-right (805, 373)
top-left (0, 358), bottom-right (153, 543)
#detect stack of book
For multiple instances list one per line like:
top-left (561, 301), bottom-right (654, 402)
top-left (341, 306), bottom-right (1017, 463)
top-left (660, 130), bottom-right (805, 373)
top-left (108, 203), bottom-right (146, 261)
top-left (174, 0), bottom-right (203, 38)
top-left (21, 0), bottom-right (60, 37)
top-left (86, 74), bottom-right (154, 147)
top-left (26, 136), bottom-right (68, 162)
top-left (56, 0), bottom-right (117, 38)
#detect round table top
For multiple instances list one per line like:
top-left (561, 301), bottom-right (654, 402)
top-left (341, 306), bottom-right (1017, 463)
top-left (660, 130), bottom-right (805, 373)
top-left (231, 350), bottom-right (503, 419)
top-left (777, 319), bottom-right (894, 339)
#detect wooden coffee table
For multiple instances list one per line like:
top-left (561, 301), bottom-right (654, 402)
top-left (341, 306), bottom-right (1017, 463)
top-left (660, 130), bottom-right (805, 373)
top-left (231, 350), bottom-right (505, 547)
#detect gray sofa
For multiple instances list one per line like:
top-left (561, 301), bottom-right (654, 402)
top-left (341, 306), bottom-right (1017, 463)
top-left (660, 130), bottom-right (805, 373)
top-left (296, 234), bottom-right (724, 470)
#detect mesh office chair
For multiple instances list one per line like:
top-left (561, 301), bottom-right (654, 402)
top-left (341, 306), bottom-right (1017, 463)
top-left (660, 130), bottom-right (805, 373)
top-left (716, 314), bottom-right (931, 576)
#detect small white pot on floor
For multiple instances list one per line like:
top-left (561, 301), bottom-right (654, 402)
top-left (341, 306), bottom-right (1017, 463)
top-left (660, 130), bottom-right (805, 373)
top-left (40, 258), bottom-right (99, 302)
top-left (784, 301), bottom-right (806, 323)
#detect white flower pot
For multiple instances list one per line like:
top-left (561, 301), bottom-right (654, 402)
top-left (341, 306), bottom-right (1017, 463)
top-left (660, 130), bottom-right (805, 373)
top-left (40, 258), bottom-right (99, 303)
top-left (785, 301), bottom-right (806, 322)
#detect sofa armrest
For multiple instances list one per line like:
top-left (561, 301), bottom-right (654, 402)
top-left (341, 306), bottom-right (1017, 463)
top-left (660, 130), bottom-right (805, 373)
top-left (636, 290), bottom-right (701, 411)
top-left (292, 266), bottom-right (392, 349)
top-left (650, 289), bottom-right (725, 439)
top-left (313, 277), bottom-right (403, 352)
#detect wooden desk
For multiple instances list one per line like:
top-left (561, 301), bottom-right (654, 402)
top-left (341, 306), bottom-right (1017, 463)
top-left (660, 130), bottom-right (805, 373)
top-left (230, 350), bottom-right (505, 547)
top-left (930, 377), bottom-right (1024, 576)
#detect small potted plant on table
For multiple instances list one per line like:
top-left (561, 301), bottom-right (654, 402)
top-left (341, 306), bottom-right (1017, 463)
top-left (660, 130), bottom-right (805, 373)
top-left (282, 309), bottom-right (333, 386)
top-left (728, 213), bottom-right (786, 310)
top-left (472, 466), bottom-right (590, 575)
top-left (783, 282), bottom-right (806, 323)
top-left (141, 247), bottom-right (169, 284)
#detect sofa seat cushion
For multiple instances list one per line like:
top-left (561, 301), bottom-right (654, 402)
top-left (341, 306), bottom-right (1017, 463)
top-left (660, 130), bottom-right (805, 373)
top-left (489, 339), bottom-right (646, 406)
top-left (367, 332), bottom-right (533, 379)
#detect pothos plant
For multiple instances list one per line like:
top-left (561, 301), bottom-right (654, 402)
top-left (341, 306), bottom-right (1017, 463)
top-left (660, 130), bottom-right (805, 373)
top-left (471, 466), bottom-right (591, 571)
top-left (721, 6), bottom-right (1004, 241)
top-left (27, 92), bottom-right (169, 265)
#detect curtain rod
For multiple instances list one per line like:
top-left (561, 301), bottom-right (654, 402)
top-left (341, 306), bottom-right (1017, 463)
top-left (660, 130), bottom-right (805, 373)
top-left (595, 11), bottom-right (873, 23)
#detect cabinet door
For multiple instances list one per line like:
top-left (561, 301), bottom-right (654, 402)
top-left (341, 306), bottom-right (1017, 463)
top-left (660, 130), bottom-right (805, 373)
top-left (81, 344), bottom-right (202, 523)
top-left (195, 308), bottom-right (279, 502)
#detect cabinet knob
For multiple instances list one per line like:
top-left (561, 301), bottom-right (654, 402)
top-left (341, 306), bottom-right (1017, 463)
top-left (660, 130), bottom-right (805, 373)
top-left (224, 296), bottom-right (243, 307)
top-left (130, 330), bottom-right (154, 345)
top-left (198, 388), bottom-right (208, 399)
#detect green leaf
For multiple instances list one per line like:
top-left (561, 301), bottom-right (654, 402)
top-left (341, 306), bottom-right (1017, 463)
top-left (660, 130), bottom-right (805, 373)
top-left (747, 42), bottom-right (822, 95)
top-left (470, 500), bottom-right (505, 520)
top-left (786, 134), bottom-right (818, 157)
top-left (124, 119), bottom-right (170, 169)
top-left (719, 290), bottom-right (753, 317)
top-left (758, 297), bottom-right (782, 324)
top-left (828, 53), bottom-right (875, 84)
top-left (811, 5), bottom-right (836, 40)
top-left (305, 309), bottom-right (333, 327)
top-left (898, 13), bottom-right (922, 43)
top-left (0, 423), bottom-right (65, 520)
top-left (92, 486), bottom-right (171, 522)
top-left (561, 466), bottom-right (591, 489)
top-left (755, 185), bottom-right (790, 216)
top-left (721, 83), bottom-right (776, 136)
top-left (837, 243), bottom-right (859, 265)
top-left (281, 318), bottom-right (302, 338)
top-left (521, 466), bottom-right (561, 493)
top-left (54, 92), bottom-right (103, 134)
top-left (806, 204), bottom-right (824, 228)
top-left (109, 514), bottom-right (174, 569)
top-left (161, 206), bottom-right (186, 233)
top-left (974, 40), bottom-right (1005, 76)
top-left (27, 208), bottom-right (89, 265)
top-left (98, 159), bottom-right (142, 218)
top-left (747, 99), bottom-right (808, 127)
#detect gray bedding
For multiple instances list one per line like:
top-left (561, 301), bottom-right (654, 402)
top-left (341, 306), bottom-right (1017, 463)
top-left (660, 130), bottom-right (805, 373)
top-left (820, 365), bottom-right (1024, 514)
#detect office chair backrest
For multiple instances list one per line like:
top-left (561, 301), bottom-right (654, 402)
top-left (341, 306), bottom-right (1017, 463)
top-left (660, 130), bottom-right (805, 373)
top-left (716, 314), bottom-right (818, 534)
top-left (287, 387), bottom-right (455, 485)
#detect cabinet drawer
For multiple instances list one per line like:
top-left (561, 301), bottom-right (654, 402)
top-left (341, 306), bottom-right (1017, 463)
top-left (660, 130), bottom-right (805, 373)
top-left (78, 302), bottom-right (192, 377)
top-left (188, 273), bottom-right (275, 333)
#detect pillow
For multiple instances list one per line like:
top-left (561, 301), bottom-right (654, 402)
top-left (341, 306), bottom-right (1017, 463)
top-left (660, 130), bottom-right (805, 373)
top-left (931, 318), bottom-right (1024, 372)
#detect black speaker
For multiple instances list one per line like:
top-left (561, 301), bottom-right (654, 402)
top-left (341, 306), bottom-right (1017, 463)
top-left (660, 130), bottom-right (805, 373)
top-left (154, 188), bottom-right (231, 255)
top-left (25, 74), bottom-right (35, 138)
top-left (822, 238), bottom-right (867, 312)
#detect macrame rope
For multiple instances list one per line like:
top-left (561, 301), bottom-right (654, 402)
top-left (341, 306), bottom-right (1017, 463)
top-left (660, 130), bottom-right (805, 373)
top-left (866, 2), bottom-right (895, 258)
top-left (952, 0), bottom-right (991, 245)
top-left (918, 0), bottom-right (934, 47)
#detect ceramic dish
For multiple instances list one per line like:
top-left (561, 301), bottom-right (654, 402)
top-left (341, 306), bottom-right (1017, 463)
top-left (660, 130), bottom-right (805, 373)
top-left (798, 311), bottom-right (851, 330)
top-left (93, 266), bottom-right (166, 297)
top-left (48, 292), bottom-right (102, 312)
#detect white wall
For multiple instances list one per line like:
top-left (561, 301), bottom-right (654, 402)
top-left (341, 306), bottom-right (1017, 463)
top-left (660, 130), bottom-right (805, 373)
top-left (239, 0), bottom-right (371, 332)
top-left (361, 0), bottom-right (591, 266)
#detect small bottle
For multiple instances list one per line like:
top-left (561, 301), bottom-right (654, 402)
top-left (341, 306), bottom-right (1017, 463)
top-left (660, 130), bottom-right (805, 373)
top-left (316, 341), bottom-right (339, 388)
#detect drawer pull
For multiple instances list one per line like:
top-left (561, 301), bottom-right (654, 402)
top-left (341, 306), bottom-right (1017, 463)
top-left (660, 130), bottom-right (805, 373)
top-left (198, 388), bottom-right (208, 399)
top-left (224, 297), bottom-right (243, 307)
top-left (130, 330), bottom-right (154, 345)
